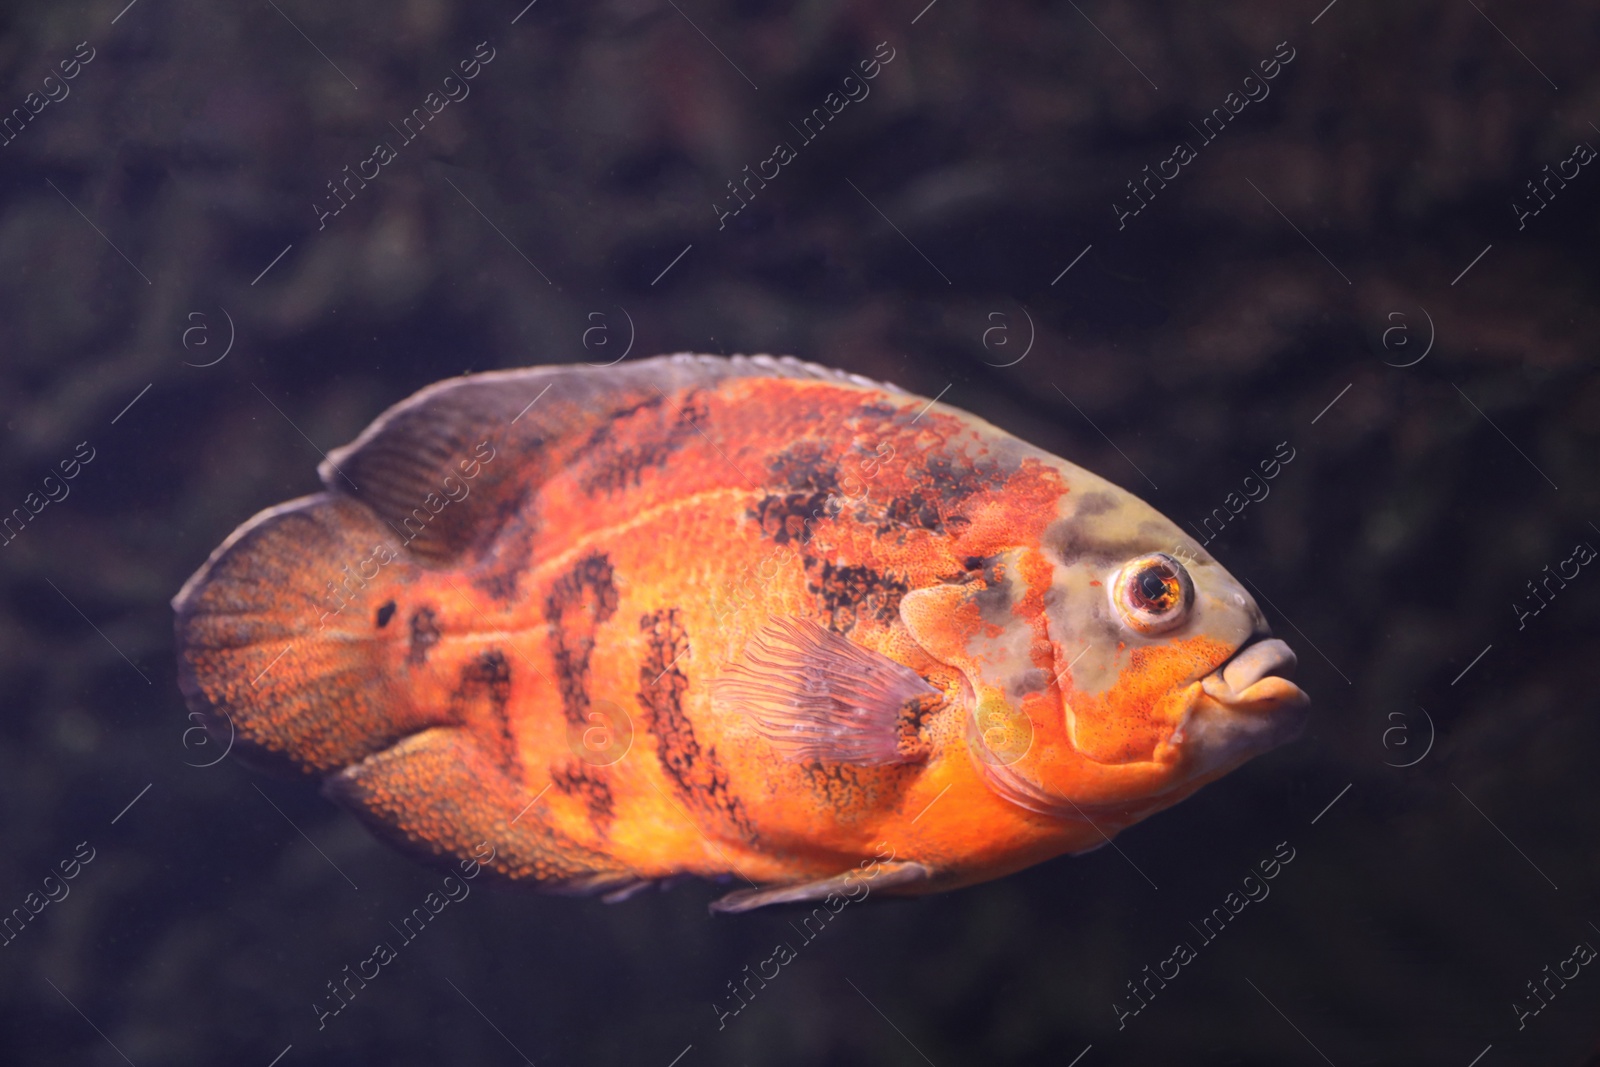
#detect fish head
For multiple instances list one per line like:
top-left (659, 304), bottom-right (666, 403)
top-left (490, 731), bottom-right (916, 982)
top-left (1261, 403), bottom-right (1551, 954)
top-left (899, 468), bottom-right (1310, 826)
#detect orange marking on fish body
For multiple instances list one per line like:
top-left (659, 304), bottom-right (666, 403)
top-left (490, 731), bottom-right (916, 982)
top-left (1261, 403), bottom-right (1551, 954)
top-left (1063, 636), bottom-right (1234, 765)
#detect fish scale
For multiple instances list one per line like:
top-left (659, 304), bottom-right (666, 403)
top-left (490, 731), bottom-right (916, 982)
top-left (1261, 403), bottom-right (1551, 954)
top-left (174, 354), bottom-right (1310, 912)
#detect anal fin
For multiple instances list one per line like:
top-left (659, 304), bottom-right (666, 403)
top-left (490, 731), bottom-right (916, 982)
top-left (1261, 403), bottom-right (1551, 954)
top-left (326, 726), bottom-right (637, 895)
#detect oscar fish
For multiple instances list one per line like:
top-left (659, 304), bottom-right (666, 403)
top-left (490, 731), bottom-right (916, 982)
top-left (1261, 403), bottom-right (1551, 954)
top-left (173, 354), bottom-right (1309, 912)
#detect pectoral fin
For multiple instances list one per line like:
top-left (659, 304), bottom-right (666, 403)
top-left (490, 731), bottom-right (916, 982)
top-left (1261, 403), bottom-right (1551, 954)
top-left (709, 861), bottom-right (932, 914)
top-left (712, 616), bottom-right (936, 765)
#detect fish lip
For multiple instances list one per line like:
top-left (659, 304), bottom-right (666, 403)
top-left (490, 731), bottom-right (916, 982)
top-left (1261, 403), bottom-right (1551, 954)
top-left (1172, 636), bottom-right (1311, 756)
top-left (1200, 636), bottom-right (1309, 710)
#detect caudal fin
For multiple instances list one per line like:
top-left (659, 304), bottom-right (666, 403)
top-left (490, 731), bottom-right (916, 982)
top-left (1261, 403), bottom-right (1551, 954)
top-left (172, 494), bottom-right (439, 776)
top-left (175, 491), bottom-right (643, 893)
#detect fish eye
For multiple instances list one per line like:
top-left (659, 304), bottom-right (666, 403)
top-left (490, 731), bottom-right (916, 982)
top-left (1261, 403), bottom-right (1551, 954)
top-left (1111, 553), bottom-right (1193, 634)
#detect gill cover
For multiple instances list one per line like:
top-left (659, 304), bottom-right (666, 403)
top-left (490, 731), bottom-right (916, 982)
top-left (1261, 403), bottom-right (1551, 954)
top-left (900, 479), bottom-right (1307, 822)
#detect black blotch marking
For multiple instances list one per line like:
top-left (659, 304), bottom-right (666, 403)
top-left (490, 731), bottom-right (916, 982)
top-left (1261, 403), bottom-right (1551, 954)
top-left (1015, 668), bottom-right (1052, 696)
top-left (550, 761), bottom-right (616, 831)
top-left (921, 452), bottom-right (1008, 503)
top-left (750, 491), bottom-right (832, 545)
top-left (408, 606), bottom-right (441, 665)
top-left (544, 553), bottom-right (619, 728)
top-left (799, 759), bottom-right (920, 825)
top-left (470, 486), bottom-right (535, 603)
top-left (636, 608), bottom-right (754, 840)
top-left (1045, 518), bottom-right (1153, 568)
top-left (936, 556), bottom-right (988, 585)
top-left (452, 648), bottom-right (518, 779)
top-left (801, 761), bottom-right (872, 819)
top-left (475, 557), bottom-right (527, 603)
top-left (972, 555), bottom-right (1014, 624)
top-left (767, 442), bottom-right (839, 495)
top-left (805, 560), bottom-right (909, 634)
top-left (583, 395), bottom-right (664, 451)
top-left (877, 453), bottom-right (1008, 537)
top-left (879, 491), bottom-right (946, 535)
top-left (902, 692), bottom-right (942, 740)
top-left (580, 392), bottom-right (706, 495)
top-left (376, 601), bottom-right (396, 628)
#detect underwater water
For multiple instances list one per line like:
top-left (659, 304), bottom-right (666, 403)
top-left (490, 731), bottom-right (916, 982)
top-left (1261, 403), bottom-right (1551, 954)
top-left (1, 0), bottom-right (1598, 1064)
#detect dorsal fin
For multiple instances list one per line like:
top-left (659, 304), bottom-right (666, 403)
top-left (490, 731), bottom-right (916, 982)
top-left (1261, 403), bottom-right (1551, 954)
top-left (320, 354), bottom-right (909, 564)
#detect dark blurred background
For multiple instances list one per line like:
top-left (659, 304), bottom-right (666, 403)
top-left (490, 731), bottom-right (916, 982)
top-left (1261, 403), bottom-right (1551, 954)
top-left (1, 0), bottom-right (1598, 1063)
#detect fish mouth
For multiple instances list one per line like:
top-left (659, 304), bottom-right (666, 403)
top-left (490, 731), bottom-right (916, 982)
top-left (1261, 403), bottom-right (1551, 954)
top-left (1200, 637), bottom-right (1309, 711)
top-left (1175, 637), bottom-right (1310, 762)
